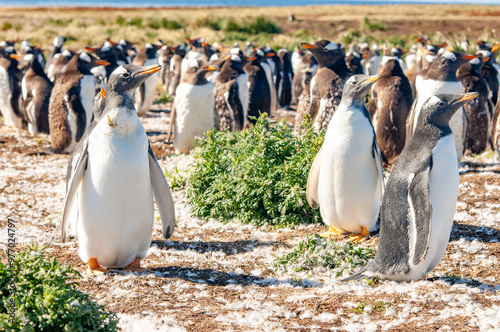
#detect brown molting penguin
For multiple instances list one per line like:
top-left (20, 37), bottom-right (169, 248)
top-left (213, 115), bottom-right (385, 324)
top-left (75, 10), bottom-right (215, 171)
top-left (368, 45), bottom-right (413, 167)
top-left (301, 40), bottom-right (353, 131)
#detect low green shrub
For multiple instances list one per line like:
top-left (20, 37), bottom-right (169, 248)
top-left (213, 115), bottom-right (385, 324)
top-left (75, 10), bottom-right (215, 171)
top-left (273, 235), bottom-right (375, 277)
top-left (187, 113), bottom-right (324, 226)
top-left (0, 245), bottom-right (120, 331)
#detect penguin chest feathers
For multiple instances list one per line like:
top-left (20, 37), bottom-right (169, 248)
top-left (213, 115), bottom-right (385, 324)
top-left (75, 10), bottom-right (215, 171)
top-left (103, 106), bottom-right (144, 137)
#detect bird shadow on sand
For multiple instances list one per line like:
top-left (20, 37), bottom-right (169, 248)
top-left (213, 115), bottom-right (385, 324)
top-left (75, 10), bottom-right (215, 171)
top-left (425, 275), bottom-right (499, 292)
top-left (449, 222), bottom-right (500, 243)
top-left (151, 239), bottom-right (284, 256)
top-left (147, 265), bottom-right (321, 288)
top-left (460, 161), bottom-right (500, 175)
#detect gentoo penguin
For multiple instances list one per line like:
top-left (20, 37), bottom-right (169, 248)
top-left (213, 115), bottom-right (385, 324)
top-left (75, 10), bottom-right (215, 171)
top-left (306, 74), bottom-right (383, 242)
top-left (255, 48), bottom-right (277, 114)
top-left (244, 51), bottom-right (272, 123)
top-left (411, 43), bottom-right (444, 98)
top-left (166, 44), bottom-right (187, 95)
top-left (47, 49), bottom-right (74, 82)
top-left (477, 42), bottom-right (499, 106)
top-left (345, 51), bottom-right (364, 75)
top-left (277, 49), bottom-right (293, 109)
top-left (158, 45), bottom-right (174, 93)
top-left (301, 40), bottom-right (352, 131)
top-left (61, 64), bottom-right (176, 275)
top-left (48, 52), bottom-right (99, 153)
top-left (361, 44), bottom-right (381, 76)
top-left (368, 46), bottom-right (413, 167)
top-left (168, 60), bottom-right (216, 154)
top-left (0, 47), bottom-right (24, 129)
top-left (292, 51), bottom-right (317, 106)
top-left (407, 50), bottom-right (476, 163)
top-left (291, 46), bottom-right (304, 76)
top-left (404, 44), bottom-right (419, 74)
top-left (390, 47), bottom-right (407, 73)
top-left (20, 39), bottom-right (46, 70)
top-left (133, 43), bottom-right (160, 116)
top-left (265, 48), bottom-right (281, 111)
top-left (343, 93), bottom-right (478, 282)
top-left (457, 55), bottom-right (493, 155)
top-left (16, 53), bottom-right (53, 135)
top-left (45, 36), bottom-right (66, 73)
top-left (180, 39), bottom-right (212, 81)
top-left (214, 54), bottom-right (249, 132)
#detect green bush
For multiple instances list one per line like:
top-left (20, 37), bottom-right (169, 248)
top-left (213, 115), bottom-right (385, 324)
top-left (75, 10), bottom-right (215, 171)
top-left (273, 234), bottom-right (375, 277)
top-left (186, 113), bottom-right (324, 226)
top-left (361, 17), bottom-right (388, 32)
top-left (193, 15), bottom-right (281, 35)
top-left (0, 245), bottom-right (120, 331)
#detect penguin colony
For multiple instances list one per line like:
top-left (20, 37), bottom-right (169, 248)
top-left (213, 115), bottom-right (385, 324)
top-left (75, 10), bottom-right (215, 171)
top-left (0, 35), bottom-right (498, 281)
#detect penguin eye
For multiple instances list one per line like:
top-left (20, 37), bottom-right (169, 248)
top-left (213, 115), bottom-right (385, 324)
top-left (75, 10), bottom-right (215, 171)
top-left (122, 72), bottom-right (130, 78)
top-left (352, 80), bottom-right (358, 85)
top-left (439, 102), bottom-right (446, 107)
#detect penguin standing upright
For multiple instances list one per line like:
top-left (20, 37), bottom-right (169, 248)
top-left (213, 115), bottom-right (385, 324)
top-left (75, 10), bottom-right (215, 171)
top-left (168, 60), bottom-right (216, 154)
top-left (214, 54), bottom-right (249, 132)
top-left (407, 50), bottom-right (476, 163)
top-left (457, 54), bottom-right (493, 155)
top-left (306, 74), bottom-right (383, 242)
top-left (61, 64), bottom-right (176, 275)
top-left (133, 43), bottom-right (161, 116)
top-left (361, 44), bottom-right (381, 76)
top-left (291, 46), bottom-right (304, 75)
top-left (244, 50), bottom-right (272, 123)
top-left (301, 40), bottom-right (352, 131)
top-left (16, 53), bottom-right (53, 135)
top-left (292, 51), bottom-right (317, 107)
top-left (0, 47), bottom-right (24, 129)
top-left (343, 93), bottom-right (478, 282)
top-left (345, 51), bottom-right (364, 75)
top-left (158, 45), bottom-right (174, 93)
top-left (45, 36), bottom-right (66, 73)
top-left (477, 42), bottom-right (499, 106)
top-left (277, 49), bottom-right (293, 109)
top-left (369, 45), bottom-right (413, 167)
top-left (49, 52), bottom-right (100, 153)
top-left (47, 50), bottom-right (74, 82)
top-left (167, 44), bottom-right (187, 96)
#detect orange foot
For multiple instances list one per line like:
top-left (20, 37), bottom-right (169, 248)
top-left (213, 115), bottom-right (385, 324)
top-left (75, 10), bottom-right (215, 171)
top-left (348, 226), bottom-right (369, 243)
top-left (87, 258), bottom-right (109, 276)
top-left (320, 225), bottom-right (343, 238)
top-left (124, 257), bottom-right (148, 273)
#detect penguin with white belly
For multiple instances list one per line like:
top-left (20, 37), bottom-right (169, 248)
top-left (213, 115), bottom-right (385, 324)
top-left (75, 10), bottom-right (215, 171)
top-left (168, 60), bottom-right (216, 154)
top-left (61, 64), bottom-right (176, 275)
top-left (133, 43), bottom-right (161, 116)
top-left (343, 92), bottom-right (478, 282)
top-left (306, 74), bottom-right (384, 242)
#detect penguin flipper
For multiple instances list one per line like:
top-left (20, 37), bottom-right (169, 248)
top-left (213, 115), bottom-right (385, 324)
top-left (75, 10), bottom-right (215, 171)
top-left (61, 148), bottom-right (88, 242)
top-left (406, 98), bottom-right (418, 142)
top-left (408, 166), bottom-right (432, 265)
top-left (306, 146), bottom-right (324, 209)
top-left (67, 90), bottom-right (87, 142)
top-left (372, 137), bottom-right (385, 197)
top-left (148, 145), bottom-right (176, 239)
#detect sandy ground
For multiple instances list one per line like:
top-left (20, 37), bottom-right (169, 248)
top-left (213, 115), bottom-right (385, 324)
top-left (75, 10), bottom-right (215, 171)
top-left (1, 104), bottom-right (500, 331)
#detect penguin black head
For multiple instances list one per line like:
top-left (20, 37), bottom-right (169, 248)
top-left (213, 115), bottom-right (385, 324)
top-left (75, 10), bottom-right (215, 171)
top-left (435, 50), bottom-right (476, 70)
top-left (108, 64), bottom-right (162, 96)
top-left (342, 74), bottom-right (379, 102)
top-left (420, 93), bottom-right (478, 127)
top-left (12, 53), bottom-right (44, 73)
top-left (300, 40), bottom-right (342, 68)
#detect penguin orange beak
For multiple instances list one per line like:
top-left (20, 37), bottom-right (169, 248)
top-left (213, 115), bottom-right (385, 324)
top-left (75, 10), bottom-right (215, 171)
top-left (300, 43), bottom-right (317, 49)
top-left (202, 41), bottom-right (209, 47)
top-left (362, 75), bottom-right (379, 83)
top-left (462, 54), bottom-right (477, 60)
top-left (438, 43), bottom-right (447, 48)
top-left (95, 60), bottom-right (110, 66)
top-left (456, 92), bottom-right (478, 102)
top-left (10, 54), bottom-right (20, 60)
top-left (206, 66), bottom-right (216, 71)
top-left (267, 53), bottom-right (276, 57)
top-left (247, 57), bottom-right (256, 61)
top-left (483, 56), bottom-right (490, 62)
top-left (362, 53), bottom-right (370, 58)
top-left (85, 47), bottom-right (97, 52)
top-left (491, 42), bottom-right (499, 53)
top-left (416, 37), bottom-right (423, 42)
top-left (137, 65), bottom-right (162, 75)
top-left (418, 46), bottom-right (425, 54)
top-left (99, 88), bottom-right (106, 99)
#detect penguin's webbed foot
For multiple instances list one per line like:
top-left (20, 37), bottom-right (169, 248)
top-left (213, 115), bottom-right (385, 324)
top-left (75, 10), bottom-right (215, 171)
top-left (124, 257), bottom-right (149, 273)
top-left (320, 225), bottom-right (342, 238)
top-left (87, 258), bottom-right (109, 276)
top-left (348, 226), bottom-right (369, 243)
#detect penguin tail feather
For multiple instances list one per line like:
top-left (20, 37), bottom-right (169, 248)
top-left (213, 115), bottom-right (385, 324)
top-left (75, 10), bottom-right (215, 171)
top-left (340, 269), bottom-right (369, 283)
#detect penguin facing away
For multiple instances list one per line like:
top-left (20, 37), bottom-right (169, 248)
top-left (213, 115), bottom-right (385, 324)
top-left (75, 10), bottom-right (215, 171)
top-left (0, 48), bottom-right (24, 129)
top-left (61, 64), bottom-right (176, 275)
top-left (343, 93), bottom-right (478, 282)
top-left (15, 53), bottom-right (53, 135)
top-left (244, 50), bottom-right (272, 124)
top-left (168, 60), bottom-right (216, 154)
top-left (306, 74), bottom-right (384, 242)
top-left (368, 45), bottom-right (413, 167)
top-left (457, 55), bottom-right (493, 155)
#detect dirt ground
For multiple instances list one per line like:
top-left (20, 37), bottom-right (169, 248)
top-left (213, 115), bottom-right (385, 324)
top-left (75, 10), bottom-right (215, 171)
top-left (1, 99), bottom-right (499, 331)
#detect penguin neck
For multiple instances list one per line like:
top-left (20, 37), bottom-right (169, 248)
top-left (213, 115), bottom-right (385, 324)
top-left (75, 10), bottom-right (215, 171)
top-left (105, 90), bottom-right (135, 115)
top-left (340, 97), bottom-right (369, 117)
